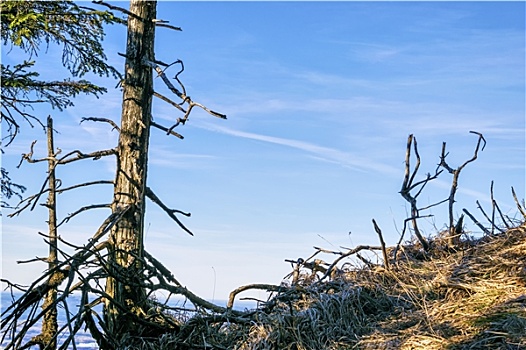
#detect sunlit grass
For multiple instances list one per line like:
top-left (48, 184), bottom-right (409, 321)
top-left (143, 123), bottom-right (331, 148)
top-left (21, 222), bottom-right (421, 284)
top-left (132, 224), bottom-right (526, 349)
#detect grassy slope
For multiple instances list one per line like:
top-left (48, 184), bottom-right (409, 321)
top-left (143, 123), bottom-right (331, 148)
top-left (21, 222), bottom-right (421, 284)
top-left (355, 224), bottom-right (526, 349)
top-left (143, 224), bottom-right (526, 349)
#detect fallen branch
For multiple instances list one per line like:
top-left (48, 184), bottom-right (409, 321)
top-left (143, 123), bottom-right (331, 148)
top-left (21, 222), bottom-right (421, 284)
top-left (315, 245), bottom-right (383, 283)
top-left (227, 284), bottom-right (283, 309)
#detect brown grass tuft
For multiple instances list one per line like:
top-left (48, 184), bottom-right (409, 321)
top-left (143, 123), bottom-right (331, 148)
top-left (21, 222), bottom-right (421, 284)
top-left (137, 224), bottom-right (526, 349)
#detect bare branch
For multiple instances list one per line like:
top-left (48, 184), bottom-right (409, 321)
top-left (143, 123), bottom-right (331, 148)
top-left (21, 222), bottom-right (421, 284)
top-left (494, 200), bottom-right (512, 230)
top-left (462, 208), bottom-right (491, 235)
top-left (8, 180), bottom-right (112, 218)
top-left (511, 186), bottom-right (526, 219)
top-left (56, 180), bottom-right (114, 194)
top-left (57, 148), bottom-right (117, 164)
top-left (145, 186), bottom-right (193, 236)
top-left (372, 219), bottom-right (389, 270)
top-left (315, 245), bottom-right (383, 283)
top-left (155, 22), bottom-right (182, 31)
top-left (418, 198), bottom-right (449, 211)
top-left (144, 59), bottom-right (227, 121)
top-left (476, 200), bottom-right (505, 234)
top-left (143, 251), bottom-right (181, 287)
top-left (17, 140), bottom-right (40, 168)
top-left (16, 257), bottom-right (49, 264)
top-left (490, 181), bottom-right (496, 234)
top-left (93, 0), bottom-right (141, 21)
top-left (227, 284), bottom-right (283, 309)
top-left (151, 121), bottom-right (184, 139)
top-left (399, 134), bottom-right (430, 250)
top-left (57, 203), bottom-right (112, 228)
top-left (81, 117), bottom-right (120, 131)
top-left (13, 142), bottom-right (115, 215)
top-left (154, 91), bottom-right (186, 113)
top-left (93, 1), bottom-right (181, 31)
top-left (439, 132), bottom-right (485, 244)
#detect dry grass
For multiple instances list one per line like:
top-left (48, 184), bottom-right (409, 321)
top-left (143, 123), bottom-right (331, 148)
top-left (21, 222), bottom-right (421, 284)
top-left (136, 224), bottom-right (526, 349)
top-left (356, 224), bottom-right (526, 349)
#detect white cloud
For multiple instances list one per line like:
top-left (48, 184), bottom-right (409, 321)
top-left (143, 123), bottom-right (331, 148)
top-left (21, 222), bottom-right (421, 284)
top-left (196, 122), bottom-right (400, 176)
top-left (149, 149), bottom-right (217, 170)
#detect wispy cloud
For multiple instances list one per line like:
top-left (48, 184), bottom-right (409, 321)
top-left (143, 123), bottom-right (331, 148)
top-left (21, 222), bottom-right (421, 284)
top-left (149, 149), bottom-right (217, 170)
top-left (196, 122), bottom-right (400, 176)
top-left (346, 42), bottom-right (407, 63)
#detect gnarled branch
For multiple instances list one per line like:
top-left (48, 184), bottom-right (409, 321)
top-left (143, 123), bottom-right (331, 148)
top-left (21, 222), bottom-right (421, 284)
top-left (439, 131), bottom-right (485, 245)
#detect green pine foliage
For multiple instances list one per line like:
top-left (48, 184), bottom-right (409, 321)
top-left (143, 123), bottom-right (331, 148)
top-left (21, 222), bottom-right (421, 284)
top-left (1, 0), bottom-right (122, 77)
top-left (1, 0), bottom-right (122, 144)
top-left (0, 0), bottom-right (122, 206)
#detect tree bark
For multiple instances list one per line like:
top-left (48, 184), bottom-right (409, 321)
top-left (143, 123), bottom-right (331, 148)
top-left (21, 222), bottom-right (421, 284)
top-left (105, 0), bottom-right (157, 338)
top-left (40, 116), bottom-right (58, 349)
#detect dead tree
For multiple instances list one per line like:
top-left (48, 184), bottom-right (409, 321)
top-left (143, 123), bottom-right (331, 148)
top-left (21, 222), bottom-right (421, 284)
top-left (103, 0), bottom-right (156, 338)
top-left (438, 131), bottom-right (486, 245)
top-left (40, 116), bottom-right (59, 349)
top-left (104, 0), bottom-right (224, 338)
top-left (2, 1), bottom-right (228, 348)
top-left (399, 134), bottom-right (442, 251)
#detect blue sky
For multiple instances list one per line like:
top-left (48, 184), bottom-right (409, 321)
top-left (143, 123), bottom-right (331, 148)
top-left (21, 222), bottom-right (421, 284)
top-left (2, 1), bottom-right (525, 301)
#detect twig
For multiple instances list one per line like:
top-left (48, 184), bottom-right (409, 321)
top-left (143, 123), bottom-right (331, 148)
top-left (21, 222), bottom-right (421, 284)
top-left (16, 257), bottom-right (48, 264)
top-left (355, 253), bottom-right (374, 268)
top-left (56, 180), bottom-right (114, 194)
top-left (511, 186), bottom-right (526, 219)
top-left (227, 284), bottom-right (283, 309)
top-left (93, 1), bottom-right (182, 30)
top-left (462, 208), bottom-right (491, 235)
top-left (145, 187), bottom-right (193, 236)
top-left (418, 198), bottom-right (449, 212)
top-left (57, 148), bottom-right (117, 165)
top-left (81, 117), bottom-right (120, 131)
top-left (17, 140), bottom-right (39, 168)
top-left (144, 59), bottom-right (227, 121)
top-left (476, 200), bottom-right (505, 234)
top-left (93, 0), bottom-right (141, 21)
top-left (155, 22), bottom-right (182, 31)
top-left (56, 204), bottom-right (112, 228)
top-left (490, 181), bottom-right (496, 234)
top-left (372, 219), bottom-right (389, 270)
top-left (315, 245), bottom-right (383, 283)
top-left (399, 134), bottom-right (434, 250)
top-left (153, 91), bottom-right (186, 114)
top-left (8, 181), bottom-right (112, 218)
top-left (151, 121), bottom-right (184, 139)
top-left (494, 200), bottom-right (511, 229)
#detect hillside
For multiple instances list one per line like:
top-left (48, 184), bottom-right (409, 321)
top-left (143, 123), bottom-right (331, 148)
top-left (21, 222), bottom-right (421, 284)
top-left (145, 223), bottom-right (526, 349)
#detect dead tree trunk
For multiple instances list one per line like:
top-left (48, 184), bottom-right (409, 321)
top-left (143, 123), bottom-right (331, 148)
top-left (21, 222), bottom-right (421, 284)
top-left (105, 0), bottom-right (156, 338)
top-left (40, 116), bottom-right (58, 349)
